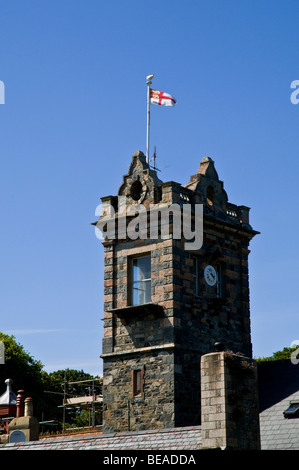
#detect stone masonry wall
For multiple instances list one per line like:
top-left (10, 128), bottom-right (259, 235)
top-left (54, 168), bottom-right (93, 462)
top-left (103, 349), bottom-right (175, 433)
top-left (168, 218), bottom-right (253, 427)
top-left (102, 234), bottom-right (179, 433)
top-left (101, 212), bottom-right (254, 431)
top-left (172, 224), bottom-right (252, 357)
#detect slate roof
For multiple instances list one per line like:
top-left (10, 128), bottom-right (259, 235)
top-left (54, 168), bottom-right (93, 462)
top-left (258, 360), bottom-right (299, 450)
top-left (0, 426), bottom-right (202, 451)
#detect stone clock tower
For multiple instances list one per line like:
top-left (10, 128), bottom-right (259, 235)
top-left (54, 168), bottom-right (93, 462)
top-left (95, 150), bottom-right (258, 433)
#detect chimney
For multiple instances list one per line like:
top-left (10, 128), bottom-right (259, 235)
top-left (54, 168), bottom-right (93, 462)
top-left (24, 397), bottom-right (33, 417)
top-left (201, 350), bottom-right (261, 450)
top-left (9, 395), bottom-right (39, 442)
top-left (16, 390), bottom-right (25, 417)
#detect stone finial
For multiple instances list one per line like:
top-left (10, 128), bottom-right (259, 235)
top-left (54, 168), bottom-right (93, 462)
top-left (197, 156), bottom-right (219, 180)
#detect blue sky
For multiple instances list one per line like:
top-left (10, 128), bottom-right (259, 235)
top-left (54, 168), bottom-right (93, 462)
top-left (1, 0), bottom-right (299, 377)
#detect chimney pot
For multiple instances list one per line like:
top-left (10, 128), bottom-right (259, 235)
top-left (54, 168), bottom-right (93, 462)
top-left (16, 390), bottom-right (25, 417)
top-left (24, 397), bottom-right (33, 417)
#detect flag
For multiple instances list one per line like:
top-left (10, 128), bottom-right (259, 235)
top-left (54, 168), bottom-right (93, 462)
top-left (150, 89), bottom-right (176, 106)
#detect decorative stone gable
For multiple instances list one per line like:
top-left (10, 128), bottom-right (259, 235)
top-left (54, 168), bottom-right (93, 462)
top-left (118, 150), bottom-right (163, 208)
top-left (184, 156), bottom-right (252, 232)
top-left (185, 156), bottom-right (228, 212)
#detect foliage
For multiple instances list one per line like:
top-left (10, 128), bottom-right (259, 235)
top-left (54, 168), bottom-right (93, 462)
top-left (41, 369), bottom-right (102, 428)
top-left (255, 345), bottom-right (299, 362)
top-left (65, 408), bottom-right (102, 429)
top-left (0, 332), bottom-right (45, 417)
top-left (0, 332), bottom-right (102, 429)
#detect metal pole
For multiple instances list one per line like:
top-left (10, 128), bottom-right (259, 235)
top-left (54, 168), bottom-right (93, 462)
top-left (146, 75), bottom-right (154, 164)
top-left (127, 399), bottom-right (130, 431)
top-left (92, 379), bottom-right (95, 428)
top-left (146, 79), bottom-right (150, 164)
top-left (63, 372), bottom-right (67, 431)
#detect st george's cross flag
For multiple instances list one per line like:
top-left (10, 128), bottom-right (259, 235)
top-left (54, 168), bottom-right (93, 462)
top-left (150, 89), bottom-right (176, 106)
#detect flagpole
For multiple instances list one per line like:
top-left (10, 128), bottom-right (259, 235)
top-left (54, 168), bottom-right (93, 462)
top-left (146, 75), bottom-right (154, 164)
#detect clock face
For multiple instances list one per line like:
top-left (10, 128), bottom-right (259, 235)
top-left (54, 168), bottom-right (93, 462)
top-left (204, 265), bottom-right (217, 286)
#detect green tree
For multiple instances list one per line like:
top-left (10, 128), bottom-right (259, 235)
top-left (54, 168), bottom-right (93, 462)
top-left (255, 345), bottom-right (299, 362)
top-left (42, 369), bottom-right (102, 428)
top-left (0, 332), bottom-right (44, 418)
top-left (0, 333), bottom-right (102, 430)
top-left (69, 408), bottom-right (102, 429)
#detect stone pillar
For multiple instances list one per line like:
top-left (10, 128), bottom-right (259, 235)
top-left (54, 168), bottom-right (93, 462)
top-left (201, 351), bottom-right (260, 450)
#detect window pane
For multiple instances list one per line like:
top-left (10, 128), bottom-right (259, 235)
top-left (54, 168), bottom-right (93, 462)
top-left (144, 279), bottom-right (151, 303)
top-left (133, 256), bottom-right (151, 281)
top-left (133, 369), bottom-right (142, 396)
top-left (132, 285), bottom-right (140, 305)
top-left (135, 370), bottom-right (141, 394)
top-left (132, 256), bottom-right (151, 305)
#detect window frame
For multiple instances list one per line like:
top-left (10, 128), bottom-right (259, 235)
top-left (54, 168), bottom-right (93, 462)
top-left (129, 254), bottom-right (151, 306)
top-left (131, 368), bottom-right (144, 397)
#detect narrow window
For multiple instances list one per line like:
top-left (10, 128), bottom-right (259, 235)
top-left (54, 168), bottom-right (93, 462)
top-left (132, 255), bottom-right (151, 305)
top-left (132, 369), bottom-right (144, 396)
